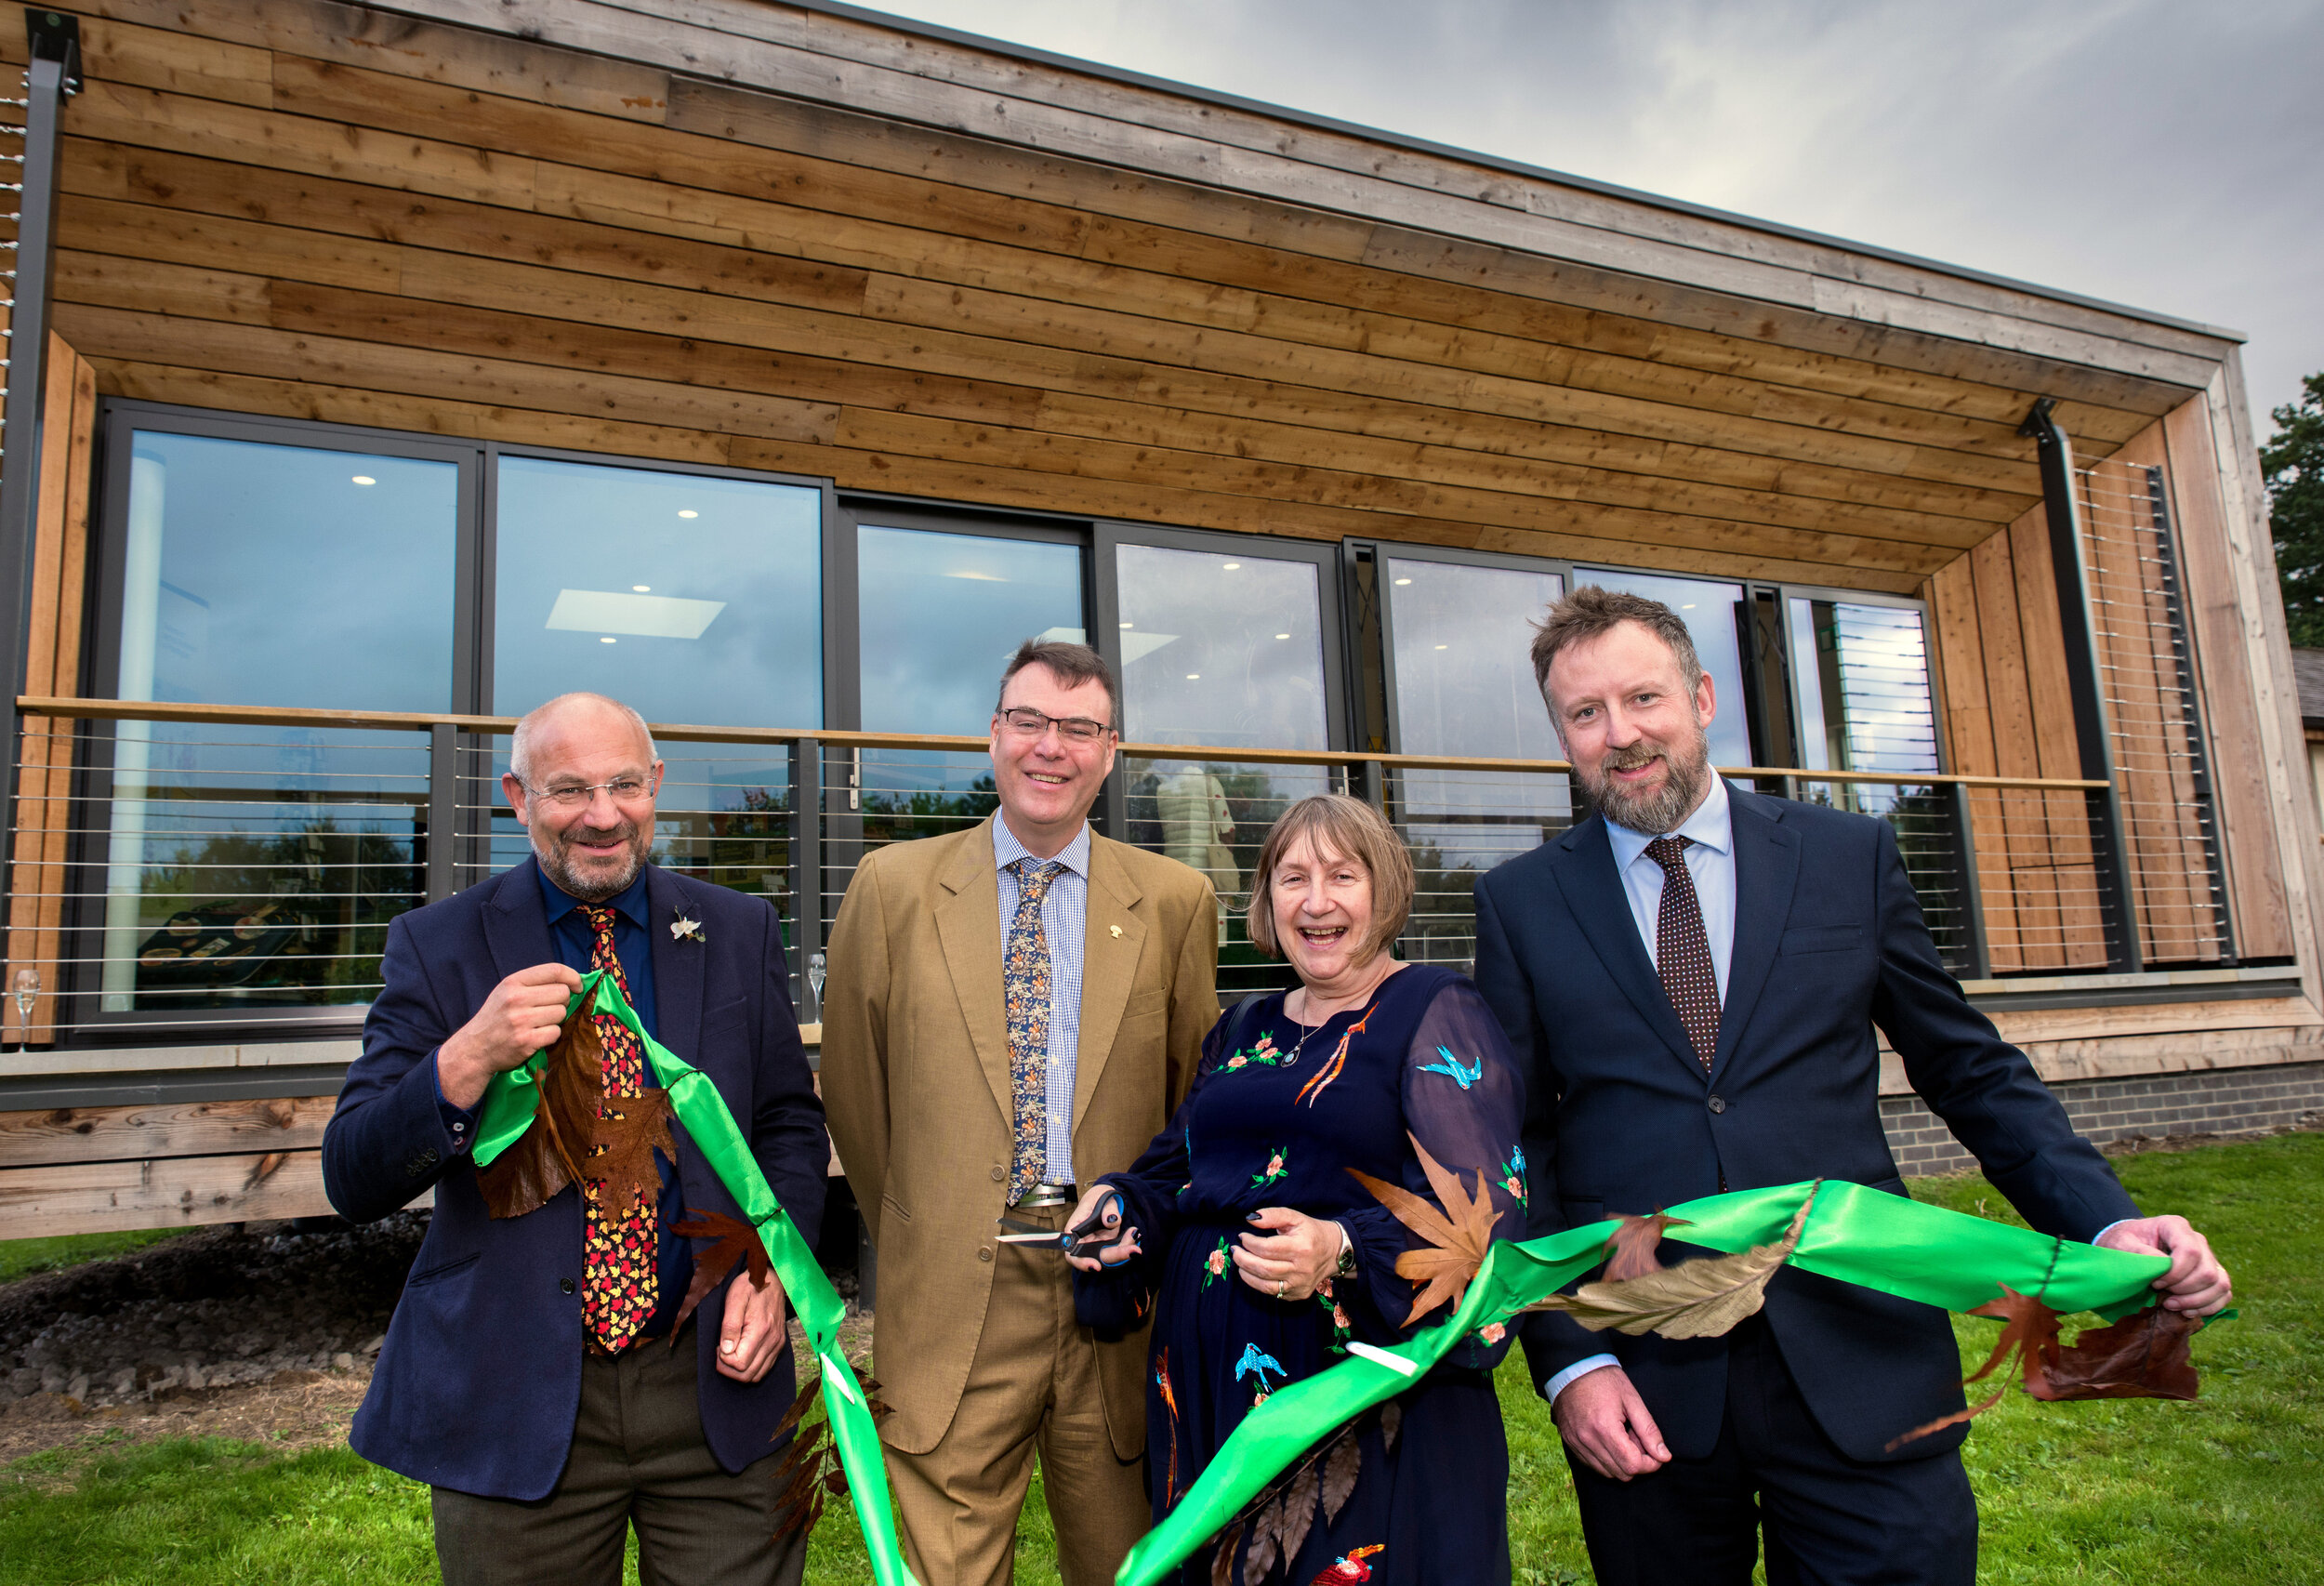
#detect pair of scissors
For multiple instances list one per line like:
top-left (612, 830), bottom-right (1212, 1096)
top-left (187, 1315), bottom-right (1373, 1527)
top-left (997, 1189), bottom-right (1133, 1264)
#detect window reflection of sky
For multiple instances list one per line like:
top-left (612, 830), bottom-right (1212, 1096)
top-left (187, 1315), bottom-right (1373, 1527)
top-left (1116, 543), bottom-right (1326, 749)
top-left (1568, 568), bottom-right (1753, 770)
top-left (857, 526), bottom-right (1084, 735)
top-left (1384, 557), bottom-right (1568, 823)
top-left (495, 457), bottom-right (821, 727)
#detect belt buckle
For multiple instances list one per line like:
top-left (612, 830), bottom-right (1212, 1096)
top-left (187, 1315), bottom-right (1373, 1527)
top-left (1014, 1181), bottom-right (1075, 1209)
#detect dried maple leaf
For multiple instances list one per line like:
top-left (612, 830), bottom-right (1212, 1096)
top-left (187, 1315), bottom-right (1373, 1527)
top-left (1348, 1134), bottom-right (1506, 1327)
top-left (2033, 1305), bottom-right (2200, 1403)
top-left (588, 1090), bottom-right (675, 1215)
top-left (668, 1209), bottom-right (774, 1343)
top-left (1602, 1209), bottom-right (1690, 1283)
top-left (1528, 1181), bottom-right (1819, 1339)
top-left (478, 1009), bottom-right (605, 1219)
top-left (1885, 1283), bottom-right (2063, 1449)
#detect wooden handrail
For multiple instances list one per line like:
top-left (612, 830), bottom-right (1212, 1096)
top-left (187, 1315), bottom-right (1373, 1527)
top-left (14, 696), bottom-right (2111, 791)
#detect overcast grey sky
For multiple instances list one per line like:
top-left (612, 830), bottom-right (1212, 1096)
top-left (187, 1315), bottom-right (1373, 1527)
top-left (852, 0), bottom-right (2324, 436)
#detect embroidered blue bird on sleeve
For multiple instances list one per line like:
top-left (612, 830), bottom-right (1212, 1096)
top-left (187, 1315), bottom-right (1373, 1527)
top-left (1416, 1047), bottom-right (1482, 1090)
top-left (1235, 1342), bottom-right (1287, 1389)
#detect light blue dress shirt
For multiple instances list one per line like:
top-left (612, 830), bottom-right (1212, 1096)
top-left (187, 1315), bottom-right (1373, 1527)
top-left (994, 813), bottom-right (1089, 1185)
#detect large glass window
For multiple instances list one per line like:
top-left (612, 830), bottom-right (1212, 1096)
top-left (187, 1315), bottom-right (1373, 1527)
top-left (494, 457), bottom-right (822, 727)
top-left (1568, 568), bottom-right (1754, 770)
top-left (1380, 554), bottom-right (1568, 971)
top-left (99, 430), bottom-right (460, 1016)
top-left (1787, 599), bottom-right (1941, 778)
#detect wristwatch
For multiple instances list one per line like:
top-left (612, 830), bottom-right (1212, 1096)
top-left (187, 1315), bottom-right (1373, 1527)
top-left (1333, 1222), bottom-right (1358, 1280)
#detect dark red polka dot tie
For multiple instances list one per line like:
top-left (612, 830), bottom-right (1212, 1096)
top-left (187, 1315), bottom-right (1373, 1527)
top-left (1645, 836), bottom-right (1719, 1073)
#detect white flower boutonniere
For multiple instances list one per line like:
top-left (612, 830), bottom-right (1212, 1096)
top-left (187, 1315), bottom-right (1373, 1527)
top-left (670, 907), bottom-right (706, 945)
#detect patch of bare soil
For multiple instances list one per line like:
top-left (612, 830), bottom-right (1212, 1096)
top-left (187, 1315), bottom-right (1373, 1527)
top-left (2101, 1117), bottom-right (2321, 1157)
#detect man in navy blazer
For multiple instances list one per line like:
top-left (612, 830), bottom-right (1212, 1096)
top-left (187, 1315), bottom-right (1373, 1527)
top-left (325, 692), bottom-right (826, 1586)
top-left (1474, 588), bottom-right (2230, 1586)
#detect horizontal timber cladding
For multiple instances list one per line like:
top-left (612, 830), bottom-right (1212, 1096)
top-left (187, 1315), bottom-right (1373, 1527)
top-left (10, 1), bottom-right (2211, 594)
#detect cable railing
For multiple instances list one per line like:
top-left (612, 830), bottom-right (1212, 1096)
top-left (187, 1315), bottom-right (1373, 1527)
top-left (0, 696), bottom-right (2150, 1049)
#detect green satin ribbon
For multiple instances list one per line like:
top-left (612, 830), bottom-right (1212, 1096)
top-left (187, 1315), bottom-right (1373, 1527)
top-left (473, 971), bottom-right (918, 1586)
top-left (1118, 1178), bottom-right (2189, 1586)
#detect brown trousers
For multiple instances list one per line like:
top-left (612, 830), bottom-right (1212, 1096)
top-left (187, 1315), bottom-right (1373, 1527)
top-left (888, 1206), bottom-right (1150, 1586)
top-left (430, 1329), bottom-right (809, 1586)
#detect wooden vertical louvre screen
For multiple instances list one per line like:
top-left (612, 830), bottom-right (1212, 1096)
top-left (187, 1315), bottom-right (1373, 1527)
top-left (2076, 456), bottom-right (2232, 965)
top-left (3, 332), bottom-right (96, 1044)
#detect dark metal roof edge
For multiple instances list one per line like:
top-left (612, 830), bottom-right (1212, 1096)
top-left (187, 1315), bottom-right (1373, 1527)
top-left (737, 0), bottom-right (2248, 349)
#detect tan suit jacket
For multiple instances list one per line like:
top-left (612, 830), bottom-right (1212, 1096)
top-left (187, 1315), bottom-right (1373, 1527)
top-left (820, 817), bottom-right (1219, 1459)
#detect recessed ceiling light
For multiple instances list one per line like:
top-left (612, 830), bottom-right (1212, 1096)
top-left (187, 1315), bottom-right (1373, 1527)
top-left (1221, 562), bottom-right (1240, 570)
top-left (1119, 620), bottom-right (1134, 628)
top-left (600, 636), bottom-right (617, 644)
top-left (632, 585), bottom-right (652, 593)
top-left (1186, 673), bottom-right (1201, 681)
top-left (1434, 643), bottom-right (1448, 650)
top-left (350, 475), bottom-right (376, 486)
top-left (1681, 602), bottom-right (1696, 609)
top-left (1393, 577), bottom-right (1412, 586)
top-left (1274, 632), bottom-right (1290, 640)
top-left (677, 509), bottom-right (699, 519)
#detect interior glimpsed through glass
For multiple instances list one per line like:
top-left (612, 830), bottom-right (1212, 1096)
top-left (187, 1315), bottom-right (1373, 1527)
top-left (1566, 567), bottom-right (1754, 771)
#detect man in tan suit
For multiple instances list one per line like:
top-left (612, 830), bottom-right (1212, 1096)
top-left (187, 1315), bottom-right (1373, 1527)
top-left (821, 640), bottom-right (1219, 1586)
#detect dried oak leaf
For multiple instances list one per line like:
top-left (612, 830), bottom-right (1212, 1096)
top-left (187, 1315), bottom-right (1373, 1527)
top-left (1885, 1283), bottom-right (2062, 1450)
top-left (1528, 1181), bottom-right (1819, 1339)
top-left (478, 1008), bottom-right (605, 1219)
top-left (1603, 1210), bottom-right (1690, 1283)
top-left (2032, 1304), bottom-right (2200, 1403)
top-left (1348, 1134), bottom-right (1506, 1327)
top-left (588, 1090), bottom-right (676, 1216)
top-left (668, 1209), bottom-right (774, 1343)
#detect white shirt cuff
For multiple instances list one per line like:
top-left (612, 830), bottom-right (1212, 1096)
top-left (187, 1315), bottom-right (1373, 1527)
top-left (1542, 1354), bottom-right (1620, 1406)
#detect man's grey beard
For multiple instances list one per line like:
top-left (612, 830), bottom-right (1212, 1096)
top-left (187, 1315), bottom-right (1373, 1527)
top-left (1578, 724), bottom-right (1712, 836)
top-left (535, 823), bottom-right (649, 902)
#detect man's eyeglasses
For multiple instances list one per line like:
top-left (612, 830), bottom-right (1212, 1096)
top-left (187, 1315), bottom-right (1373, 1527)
top-left (997, 707), bottom-right (1114, 743)
top-left (522, 776), bottom-right (654, 811)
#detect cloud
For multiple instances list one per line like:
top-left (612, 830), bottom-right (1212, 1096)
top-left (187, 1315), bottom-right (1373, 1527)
top-left (853, 0), bottom-right (2324, 430)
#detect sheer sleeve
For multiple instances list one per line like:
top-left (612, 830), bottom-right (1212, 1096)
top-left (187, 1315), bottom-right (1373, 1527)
top-left (1071, 1004), bottom-right (1237, 1337)
top-left (1339, 975), bottom-right (1527, 1370)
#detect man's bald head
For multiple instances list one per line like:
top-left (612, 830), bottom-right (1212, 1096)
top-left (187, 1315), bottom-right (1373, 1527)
top-left (509, 693), bottom-right (657, 786)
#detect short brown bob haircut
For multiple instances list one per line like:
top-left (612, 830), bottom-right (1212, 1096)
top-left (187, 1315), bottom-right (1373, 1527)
top-left (1246, 794), bottom-right (1414, 964)
top-left (996, 638), bottom-right (1122, 734)
top-left (1528, 585), bottom-right (1706, 710)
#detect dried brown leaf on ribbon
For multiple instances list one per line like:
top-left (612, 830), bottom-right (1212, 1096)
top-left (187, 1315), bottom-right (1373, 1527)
top-left (1242, 1496), bottom-right (1281, 1584)
top-left (1380, 1399), bottom-right (1402, 1453)
top-left (1885, 1284), bottom-right (2064, 1450)
top-left (1602, 1210), bottom-right (1691, 1283)
top-left (588, 1090), bottom-right (676, 1216)
top-left (1209, 1523), bottom-right (1242, 1586)
top-left (770, 1356), bottom-right (884, 1541)
top-left (1275, 1457), bottom-right (1321, 1566)
top-left (2032, 1305), bottom-right (2200, 1403)
top-left (477, 1009), bottom-right (605, 1219)
top-left (668, 1209), bottom-right (775, 1344)
top-left (1348, 1134), bottom-right (1506, 1327)
top-left (1320, 1434), bottom-right (1361, 1524)
top-left (1528, 1181), bottom-right (1819, 1340)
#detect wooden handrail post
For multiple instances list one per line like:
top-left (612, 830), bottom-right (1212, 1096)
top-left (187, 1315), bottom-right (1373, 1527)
top-left (2020, 398), bottom-right (2142, 974)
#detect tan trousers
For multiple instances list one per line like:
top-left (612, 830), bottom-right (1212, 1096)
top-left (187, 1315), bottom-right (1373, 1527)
top-left (430, 1328), bottom-right (808, 1586)
top-left (888, 1207), bottom-right (1150, 1586)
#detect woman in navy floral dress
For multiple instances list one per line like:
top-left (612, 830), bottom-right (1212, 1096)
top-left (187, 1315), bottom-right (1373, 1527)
top-left (1071, 795), bottom-right (1525, 1586)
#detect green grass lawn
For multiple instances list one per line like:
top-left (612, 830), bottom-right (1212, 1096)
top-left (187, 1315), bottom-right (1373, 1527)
top-left (3, 1132), bottom-right (2315, 1583)
top-left (0, 1228), bottom-right (186, 1283)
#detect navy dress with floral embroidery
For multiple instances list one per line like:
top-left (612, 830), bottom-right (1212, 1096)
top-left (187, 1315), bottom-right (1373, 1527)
top-left (1080, 963), bottom-right (1525, 1586)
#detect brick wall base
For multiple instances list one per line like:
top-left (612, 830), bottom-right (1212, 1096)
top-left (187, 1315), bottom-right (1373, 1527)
top-left (1882, 1060), bottom-right (2324, 1176)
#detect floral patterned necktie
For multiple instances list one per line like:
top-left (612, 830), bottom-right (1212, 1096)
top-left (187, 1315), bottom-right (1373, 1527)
top-left (580, 905), bottom-right (656, 1352)
top-left (1644, 836), bottom-right (1720, 1073)
top-left (1003, 859), bottom-right (1064, 1203)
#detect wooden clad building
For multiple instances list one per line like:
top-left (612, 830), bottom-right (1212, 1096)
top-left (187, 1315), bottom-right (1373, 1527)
top-left (0, 0), bottom-right (2316, 1236)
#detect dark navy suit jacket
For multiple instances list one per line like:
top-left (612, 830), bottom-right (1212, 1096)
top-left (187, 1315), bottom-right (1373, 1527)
top-left (323, 858), bottom-right (828, 1499)
top-left (1474, 786), bottom-right (2138, 1463)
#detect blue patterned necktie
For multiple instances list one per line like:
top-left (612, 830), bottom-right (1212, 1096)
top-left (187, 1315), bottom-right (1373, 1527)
top-left (1003, 859), bottom-right (1064, 1202)
top-left (1645, 836), bottom-right (1719, 1073)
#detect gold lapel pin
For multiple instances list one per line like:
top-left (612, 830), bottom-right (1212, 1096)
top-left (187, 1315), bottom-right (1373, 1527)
top-left (1109, 925), bottom-right (1123, 938)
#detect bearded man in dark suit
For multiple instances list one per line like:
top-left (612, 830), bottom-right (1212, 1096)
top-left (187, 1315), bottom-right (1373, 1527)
top-left (1473, 588), bottom-right (2230, 1586)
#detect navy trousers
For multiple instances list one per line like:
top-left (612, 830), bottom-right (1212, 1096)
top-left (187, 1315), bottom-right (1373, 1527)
top-left (1565, 1317), bottom-right (1976, 1586)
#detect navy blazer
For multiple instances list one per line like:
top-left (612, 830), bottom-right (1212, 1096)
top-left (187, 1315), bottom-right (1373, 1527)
top-left (1474, 786), bottom-right (2137, 1463)
top-left (324, 859), bottom-right (828, 1499)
